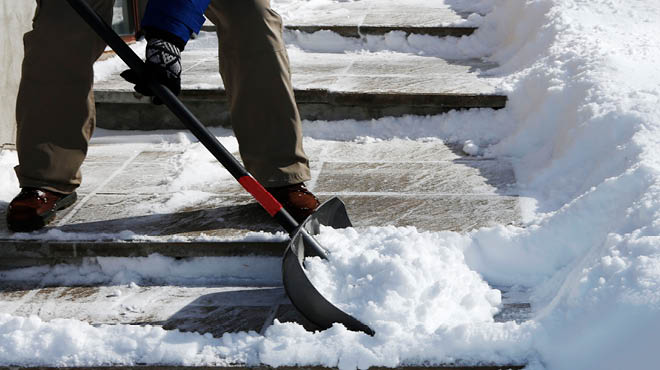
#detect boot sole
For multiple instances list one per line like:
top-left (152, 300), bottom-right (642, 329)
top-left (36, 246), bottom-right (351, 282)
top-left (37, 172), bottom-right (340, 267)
top-left (7, 192), bottom-right (78, 232)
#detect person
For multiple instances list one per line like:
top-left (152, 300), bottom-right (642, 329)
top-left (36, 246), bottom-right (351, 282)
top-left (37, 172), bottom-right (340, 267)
top-left (6, 0), bottom-right (319, 232)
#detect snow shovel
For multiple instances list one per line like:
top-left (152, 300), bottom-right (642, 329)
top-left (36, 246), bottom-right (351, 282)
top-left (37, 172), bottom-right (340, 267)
top-left (67, 0), bottom-right (374, 336)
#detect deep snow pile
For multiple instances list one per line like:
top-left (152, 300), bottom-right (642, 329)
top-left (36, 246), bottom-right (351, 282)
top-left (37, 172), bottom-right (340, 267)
top-left (309, 226), bottom-right (503, 334)
top-left (462, 0), bottom-right (660, 368)
top-left (286, 0), bottom-right (660, 367)
top-left (2, 0), bottom-right (660, 368)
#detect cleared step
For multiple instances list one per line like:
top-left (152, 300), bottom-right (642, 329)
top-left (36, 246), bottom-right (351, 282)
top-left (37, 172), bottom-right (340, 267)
top-left (94, 50), bottom-right (505, 130)
top-left (0, 140), bottom-right (520, 266)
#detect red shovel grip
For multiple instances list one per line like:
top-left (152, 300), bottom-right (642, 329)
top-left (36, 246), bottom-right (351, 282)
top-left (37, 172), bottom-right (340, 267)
top-left (239, 176), bottom-right (283, 217)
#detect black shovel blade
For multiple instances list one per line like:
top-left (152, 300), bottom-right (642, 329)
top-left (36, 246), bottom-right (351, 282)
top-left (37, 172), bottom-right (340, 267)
top-left (282, 197), bottom-right (375, 336)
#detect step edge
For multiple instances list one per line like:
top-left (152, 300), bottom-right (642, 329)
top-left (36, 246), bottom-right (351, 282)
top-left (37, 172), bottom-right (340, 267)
top-left (199, 24), bottom-right (478, 38)
top-left (0, 240), bottom-right (287, 259)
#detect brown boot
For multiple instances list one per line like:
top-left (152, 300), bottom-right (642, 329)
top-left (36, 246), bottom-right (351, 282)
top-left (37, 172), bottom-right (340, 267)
top-left (6, 188), bottom-right (78, 232)
top-left (266, 183), bottom-right (320, 223)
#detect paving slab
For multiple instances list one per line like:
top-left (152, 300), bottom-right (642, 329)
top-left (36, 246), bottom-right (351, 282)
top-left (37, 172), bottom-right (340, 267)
top-left (341, 195), bottom-right (520, 231)
top-left (314, 161), bottom-right (517, 195)
top-left (94, 48), bottom-right (505, 130)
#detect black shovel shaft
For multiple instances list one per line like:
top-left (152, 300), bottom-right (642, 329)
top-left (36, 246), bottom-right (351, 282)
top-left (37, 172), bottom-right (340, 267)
top-left (66, 0), bottom-right (301, 234)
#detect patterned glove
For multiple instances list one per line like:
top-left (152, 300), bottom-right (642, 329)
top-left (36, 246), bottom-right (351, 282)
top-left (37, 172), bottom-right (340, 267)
top-left (121, 35), bottom-right (183, 105)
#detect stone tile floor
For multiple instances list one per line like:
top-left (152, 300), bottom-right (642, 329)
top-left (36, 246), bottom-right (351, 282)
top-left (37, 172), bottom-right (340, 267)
top-left (1, 138), bottom-right (520, 243)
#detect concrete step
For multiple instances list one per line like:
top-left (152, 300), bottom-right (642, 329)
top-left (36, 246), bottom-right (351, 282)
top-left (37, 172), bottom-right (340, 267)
top-left (0, 241), bottom-right (285, 269)
top-left (0, 283), bottom-right (531, 337)
top-left (94, 49), bottom-right (505, 130)
top-left (0, 140), bottom-right (520, 266)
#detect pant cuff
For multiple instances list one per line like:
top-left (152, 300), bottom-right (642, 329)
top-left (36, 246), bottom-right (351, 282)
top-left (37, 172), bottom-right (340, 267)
top-left (261, 172), bottom-right (312, 188)
top-left (16, 168), bottom-right (78, 195)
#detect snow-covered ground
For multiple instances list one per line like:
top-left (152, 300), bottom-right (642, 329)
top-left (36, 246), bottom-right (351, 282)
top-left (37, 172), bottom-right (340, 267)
top-left (2, 0), bottom-right (660, 368)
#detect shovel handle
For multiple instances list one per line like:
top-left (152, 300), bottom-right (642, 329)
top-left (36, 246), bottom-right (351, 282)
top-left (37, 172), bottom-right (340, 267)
top-left (66, 0), bottom-right (300, 234)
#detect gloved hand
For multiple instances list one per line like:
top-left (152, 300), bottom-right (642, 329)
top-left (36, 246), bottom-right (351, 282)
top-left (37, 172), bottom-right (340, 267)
top-left (121, 36), bottom-right (182, 105)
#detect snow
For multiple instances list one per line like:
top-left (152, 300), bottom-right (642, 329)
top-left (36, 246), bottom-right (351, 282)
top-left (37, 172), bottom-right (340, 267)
top-left (462, 140), bottom-right (480, 156)
top-left (309, 226), bottom-right (502, 334)
top-left (94, 40), bottom-right (146, 83)
top-left (283, 30), bottom-right (493, 60)
top-left (2, 0), bottom-right (660, 368)
top-left (302, 109), bottom-right (514, 146)
top-left (0, 149), bottom-right (18, 202)
top-left (0, 314), bottom-right (261, 367)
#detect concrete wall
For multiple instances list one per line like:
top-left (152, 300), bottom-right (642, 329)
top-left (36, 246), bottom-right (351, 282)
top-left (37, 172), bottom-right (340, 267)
top-left (0, 2), bottom-right (36, 146)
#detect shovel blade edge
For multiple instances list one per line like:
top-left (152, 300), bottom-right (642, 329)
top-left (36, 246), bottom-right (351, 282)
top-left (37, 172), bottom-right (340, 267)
top-left (282, 197), bottom-right (375, 336)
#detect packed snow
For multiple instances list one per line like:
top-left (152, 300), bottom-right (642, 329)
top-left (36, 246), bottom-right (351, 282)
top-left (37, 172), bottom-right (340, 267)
top-left (2, 0), bottom-right (660, 368)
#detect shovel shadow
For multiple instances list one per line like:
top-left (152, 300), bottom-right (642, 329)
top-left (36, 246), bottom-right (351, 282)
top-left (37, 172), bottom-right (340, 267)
top-left (52, 202), bottom-right (281, 236)
top-left (157, 287), bottom-right (321, 337)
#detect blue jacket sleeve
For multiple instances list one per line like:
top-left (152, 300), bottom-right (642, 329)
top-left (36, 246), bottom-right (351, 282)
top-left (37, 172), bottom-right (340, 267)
top-left (141, 0), bottom-right (211, 44)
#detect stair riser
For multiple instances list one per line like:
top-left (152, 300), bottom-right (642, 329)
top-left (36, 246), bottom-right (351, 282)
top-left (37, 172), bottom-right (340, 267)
top-left (0, 366), bottom-right (525, 370)
top-left (200, 24), bottom-right (477, 38)
top-left (95, 90), bottom-right (507, 130)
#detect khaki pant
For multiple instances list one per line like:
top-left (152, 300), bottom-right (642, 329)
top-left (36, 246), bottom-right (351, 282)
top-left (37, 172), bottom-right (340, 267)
top-left (15, 0), bottom-right (311, 194)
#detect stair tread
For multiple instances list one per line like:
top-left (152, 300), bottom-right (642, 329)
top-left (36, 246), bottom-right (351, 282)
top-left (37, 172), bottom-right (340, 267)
top-left (96, 51), bottom-right (502, 98)
top-left (0, 141), bottom-right (520, 263)
top-left (0, 284), bottom-right (531, 335)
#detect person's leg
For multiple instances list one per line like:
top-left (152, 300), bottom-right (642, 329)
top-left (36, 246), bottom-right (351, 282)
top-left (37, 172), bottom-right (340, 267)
top-left (205, 0), bottom-right (311, 187)
top-left (8, 0), bottom-right (113, 232)
top-left (15, 0), bottom-right (114, 195)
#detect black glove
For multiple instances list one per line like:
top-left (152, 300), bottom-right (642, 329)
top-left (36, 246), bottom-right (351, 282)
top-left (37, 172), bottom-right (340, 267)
top-left (121, 36), bottom-right (182, 105)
